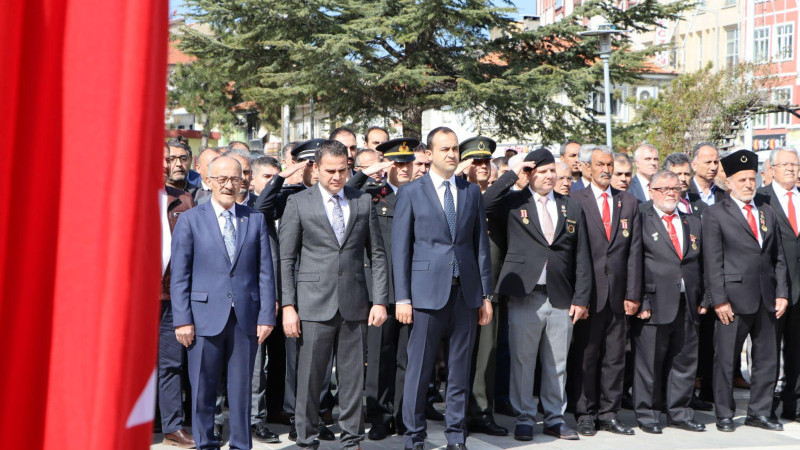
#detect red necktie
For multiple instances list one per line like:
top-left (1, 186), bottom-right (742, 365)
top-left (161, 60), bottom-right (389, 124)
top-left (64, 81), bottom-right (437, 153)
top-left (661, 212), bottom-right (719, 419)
top-left (788, 192), bottom-right (798, 236)
top-left (744, 204), bottom-right (758, 239)
top-left (662, 214), bottom-right (683, 260)
top-left (680, 198), bottom-right (692, 214)
top-left (602, 192), bottom-right (611, 240)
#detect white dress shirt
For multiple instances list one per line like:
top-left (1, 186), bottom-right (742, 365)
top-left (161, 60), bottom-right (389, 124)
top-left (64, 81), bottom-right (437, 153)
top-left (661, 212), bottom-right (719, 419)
top-left (160, 189), bottom-right (171, 276)
top-left (589, 182), bottom-right (614, 217)
top-left (210, 198), bottom-right (238, 235)
top-left (770, 183), bottom-right (800, 230)
top-left (636, 173), bottom-right (651, 201)
top-left (731, 196), bottom-right (762, 247)
top-left (654, 206), bottom-right (685, 292)
top-left (530, 188), bottom-right (557, 285)
top-left (428, 170), bottom-right (458, 214)
top-left (320, 186), bottom-right (351, 228)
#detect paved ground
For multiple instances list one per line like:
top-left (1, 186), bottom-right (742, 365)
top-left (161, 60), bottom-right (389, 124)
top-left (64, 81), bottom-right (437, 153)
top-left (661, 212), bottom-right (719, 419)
top-left (152, 389), bottom-right (800, 449)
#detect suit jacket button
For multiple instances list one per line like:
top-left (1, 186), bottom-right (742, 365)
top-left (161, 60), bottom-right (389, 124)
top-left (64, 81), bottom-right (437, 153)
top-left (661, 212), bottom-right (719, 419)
top-left (227, 293), bottom-right (232, 298)
top-left (338, 271), bottom-right (343, 276)
top-left (229, 273), bottom-right (234, 277)
top-left (339, 249), bottom-right (343, 254)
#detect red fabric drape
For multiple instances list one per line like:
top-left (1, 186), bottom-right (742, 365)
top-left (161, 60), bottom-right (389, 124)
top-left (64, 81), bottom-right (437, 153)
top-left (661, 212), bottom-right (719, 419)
top-left (0, 1), bottom-right (168, 448)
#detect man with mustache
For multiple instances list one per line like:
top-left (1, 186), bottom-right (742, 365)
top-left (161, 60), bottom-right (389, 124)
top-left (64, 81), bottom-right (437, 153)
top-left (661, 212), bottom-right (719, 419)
top-left (703, 149), bottom-right (789, 432)
top-left (569, 145), bottom-right (642, 437)
top-left (611, 153), bottom-right (633, 192)
top-left (166, 137), bottom-right (198, 199)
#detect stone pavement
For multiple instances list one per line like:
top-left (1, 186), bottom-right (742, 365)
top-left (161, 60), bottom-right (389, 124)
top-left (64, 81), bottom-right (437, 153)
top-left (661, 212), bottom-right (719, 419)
top-left (152, 389), bottom-right (800, 449)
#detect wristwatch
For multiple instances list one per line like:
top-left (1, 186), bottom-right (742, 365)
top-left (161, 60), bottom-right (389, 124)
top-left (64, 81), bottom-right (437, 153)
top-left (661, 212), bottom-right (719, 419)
top-left (483, 295), bottom-right (494, 302)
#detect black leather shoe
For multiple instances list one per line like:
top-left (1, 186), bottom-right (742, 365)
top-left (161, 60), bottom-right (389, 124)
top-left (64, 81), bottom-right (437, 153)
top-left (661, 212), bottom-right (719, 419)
top-left (411, 444), bottom-right (424, 450)
top-left (597, 418), bottom-right (634, 435)
top-left (514, 424), bottom-right (534, 441)
top-left (213, 424), bottom-right (223, 443)
top-left (289, 421), bottom-right (298, 441)
top-left (543, 423), bottom-right (579, 440)
top-left (576, 419), bottom-right (596, 436)
top-left (267, 411), bottom-right (293, 425)
top-left (368, 423), bottom-right (390, 441)
top-left (669, 420), bottom-right (706, 432)
top-left (317, 422), bottom-right (336, 440)
top-left (744, 415), bottom-right (783, 431)
top-left (690, 395), bottom-right (713, 411)
top-left (468, 417), bottom-right (508, 436)
top-left (252, 423), bottom-right (281, 443)
top-left (716, 418), bottom-right (735, 432)
top-left (638, 422), bottom-right (662, 434)
top-left (445, 445), bottom-right (467, 450)
top-left (425, 404), bottom-right (445, 421)
top-left (494, 400), bottom-right (520, 417)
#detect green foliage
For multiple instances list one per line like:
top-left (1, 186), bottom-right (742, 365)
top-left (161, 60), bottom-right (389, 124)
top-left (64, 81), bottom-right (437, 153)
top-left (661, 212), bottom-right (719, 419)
top-left (175, 0), bottom-right (692, 141)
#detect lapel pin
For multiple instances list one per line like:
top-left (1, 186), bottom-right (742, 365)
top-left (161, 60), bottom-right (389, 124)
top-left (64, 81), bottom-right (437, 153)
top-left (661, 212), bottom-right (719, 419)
top-left (520, 209), bottom-right (529, 225)
top-left (652, 232), bottom-right (659, 242)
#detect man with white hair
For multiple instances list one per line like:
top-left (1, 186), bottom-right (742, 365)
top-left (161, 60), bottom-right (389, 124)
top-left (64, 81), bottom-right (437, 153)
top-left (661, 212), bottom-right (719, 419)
top-left (573, 144), bottom-right (600, 192)
top-left (629, 144), bottom-right (660, 203)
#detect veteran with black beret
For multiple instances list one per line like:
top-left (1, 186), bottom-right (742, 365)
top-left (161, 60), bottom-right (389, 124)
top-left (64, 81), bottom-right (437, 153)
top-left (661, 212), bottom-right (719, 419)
top-left (702, 149), bottom-right (790, 432)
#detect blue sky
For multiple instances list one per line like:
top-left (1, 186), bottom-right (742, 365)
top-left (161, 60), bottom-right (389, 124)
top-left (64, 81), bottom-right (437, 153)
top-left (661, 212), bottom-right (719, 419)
top-left (170, 0), bottom-right (537, 19)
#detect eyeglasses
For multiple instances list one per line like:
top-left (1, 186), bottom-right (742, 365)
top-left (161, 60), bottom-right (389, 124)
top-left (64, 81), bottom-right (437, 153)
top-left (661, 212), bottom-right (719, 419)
top-left (774, 162), bottom-right (800, 169)
top-left (165, 155), bottom-right (190, 164)
top-left (210, 176), bottom-right (243, 186)
top-left (650, 186), bottom-right (681, 194)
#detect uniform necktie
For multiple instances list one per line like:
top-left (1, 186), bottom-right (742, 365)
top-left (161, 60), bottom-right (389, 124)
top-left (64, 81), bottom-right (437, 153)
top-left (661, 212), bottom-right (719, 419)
top-left (788, 192), bottom-right (798, 236)
top-left (331, 194), bottom-right (345, 245)
top-left (222, 209), bottom-right (236, 263)
top-left (539, 196), bottom-right (554, 245)
top-left (744, 204), bottom-right (758, 239)
top-left (601, 192), bottom-right (611, 240)
top-left (662, 214), bottom-right (682, 260)
top-left (444, 180), bottom-right (459, 277)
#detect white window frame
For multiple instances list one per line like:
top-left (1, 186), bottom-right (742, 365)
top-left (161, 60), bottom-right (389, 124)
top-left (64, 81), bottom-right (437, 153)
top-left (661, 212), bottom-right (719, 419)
top-left (753, 113), bottom-right (768, 129)
top-left (773, 87), bottom-right (792, 128)
top-left (775, 23), bottom-right (794, 61)
top-left (754, 27), bottom-right (771, 63)
top-left (726, 27), bottom-right (739, 68)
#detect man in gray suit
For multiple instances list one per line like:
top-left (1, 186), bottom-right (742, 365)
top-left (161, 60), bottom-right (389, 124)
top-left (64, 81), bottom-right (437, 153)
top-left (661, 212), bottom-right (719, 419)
top-left (280, 140), bottom-right (390, 449)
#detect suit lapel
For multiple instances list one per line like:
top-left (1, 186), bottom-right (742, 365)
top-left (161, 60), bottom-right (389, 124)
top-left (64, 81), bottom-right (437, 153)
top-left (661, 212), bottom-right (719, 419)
top-left (311, 185), bottom-right (340, 244)
top-left (203, 202), bottom-right (232, 263)
top-left (723, 198), bottom-right (759, 244)
top-left (522, 190), bottom-right (548, 246)
top-left (580, 188), bottom-right (607, 238)
top-left (767, 186), bottom-right (793, 231)
top-left (454, 178), bottom-right (468, 240)
top-left (421, 174), bottom-right (450, 230)
top-left (341, 187), bottom-right (359, 245)
top-left (649, 208), bottom-right (680, 260)
top-left (609, 189), bottom-right (621, 244)
top-left (231, 203), bottom-right (249, 267)
top-left (553, 195), bottom-right (566, 238)
top-left (680, 214), bottom-right (692, 258)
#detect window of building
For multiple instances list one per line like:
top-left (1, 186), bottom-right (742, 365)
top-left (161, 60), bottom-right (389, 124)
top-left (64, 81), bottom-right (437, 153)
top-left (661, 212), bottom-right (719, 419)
top-left (753, 113), bottom-right (768, 129)
top-left (754, 27), bottom-right (770, 63)
top-left (776, 24), bottom-right (794, 61)
top-left (773, 87), bottom-right (792, 127)
top-left (726, 27), bottom-right (739, 68)
top-left (723, 0), bottom-right (736, 7)
top-left (697, 34), bottom-right (703, 70)
top-left (589, 91), bottom-right (622, 116)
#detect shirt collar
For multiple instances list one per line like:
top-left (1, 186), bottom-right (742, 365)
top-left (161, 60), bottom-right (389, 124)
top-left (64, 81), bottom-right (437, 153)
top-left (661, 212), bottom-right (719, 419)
top-left (636, 173), bottom-right (650, 188)
top-left (429, 170), bottom-right (457, 189)
top-left (319, 185), bottom-right (345, 203)
top-left (201, 179), bottom-right (211, 191)
top-left (210, 198), bottom-right (235, 218)
top-left (653, 204), bottom-right (679, 220)
top-left (590, 182), bottom-right (612, 199)
top-left (528, 186), bottom-right (555, 203)
top-left (387, 181), bottom-right (399, 193)
top-left (731, 196), bottom-right (756, 211)
top-left (771, 182), bottom-right (799, 198)
top-left (692, 178), bottom-right (716, 195)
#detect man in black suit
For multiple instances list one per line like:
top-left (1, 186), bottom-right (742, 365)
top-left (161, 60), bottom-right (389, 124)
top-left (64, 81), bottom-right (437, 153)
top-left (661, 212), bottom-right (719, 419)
top-left (569, 145), bottom-right (642, 437)
top-left (703, 149), bottom-right (789, 432)
top-left (628, 144), bottom-right (660, 203)
top-left (484, 148), bottom-right (591, 442)
top-left (756, 148), bottom-right (800, 420)
top-left (193, 147), bottom-right (222, 205)
top-left (363, 138), bottom-right (418, 440)
top-left (633, 170), bottom-right (706, 434)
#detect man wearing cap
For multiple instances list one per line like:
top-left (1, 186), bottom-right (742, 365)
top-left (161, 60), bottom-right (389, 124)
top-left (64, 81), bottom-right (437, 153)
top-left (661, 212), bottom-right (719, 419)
top-left (484, 148), bottom-right (591, 442)
top-left (757, 148), bottom-right (800, 420)
top-left (703, 149), bottom-right (789, 432)
top-left (569, 145), bottom-right (642, 437)
top-left (394, 126), bottom-right (493, 450)
top-left (280, 140), bottom-right (389, 449)
top-left (457, 136), bottom-right (508, 437)
top-left (633, 170), bottom-right (706, 434)
top-left (364, 138), bottom-right (419, 440)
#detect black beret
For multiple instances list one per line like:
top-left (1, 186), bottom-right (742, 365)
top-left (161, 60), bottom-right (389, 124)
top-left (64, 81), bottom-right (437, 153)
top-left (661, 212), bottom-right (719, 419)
top-left (524, 148), bottom-right (556, 167)
top-left (720, 149), bottom-right (758, 177)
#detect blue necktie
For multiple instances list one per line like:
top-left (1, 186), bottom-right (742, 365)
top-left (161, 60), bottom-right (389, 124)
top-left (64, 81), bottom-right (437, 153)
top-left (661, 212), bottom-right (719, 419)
top-left (443, 180), bottom-right (459, 277)
top-left (331, 195), bottom-right (345, 245)
top-left (222, 209), bottom-right (236, 263)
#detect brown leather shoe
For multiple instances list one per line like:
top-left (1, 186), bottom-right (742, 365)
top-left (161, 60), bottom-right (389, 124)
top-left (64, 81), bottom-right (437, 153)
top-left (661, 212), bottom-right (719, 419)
top-left (163, 429), bottom-right (196, 448)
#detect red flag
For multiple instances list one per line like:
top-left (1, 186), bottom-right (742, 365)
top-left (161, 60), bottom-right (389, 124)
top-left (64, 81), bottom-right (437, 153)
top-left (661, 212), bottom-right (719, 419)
top-left (0, 0), bottom-right (168, 449)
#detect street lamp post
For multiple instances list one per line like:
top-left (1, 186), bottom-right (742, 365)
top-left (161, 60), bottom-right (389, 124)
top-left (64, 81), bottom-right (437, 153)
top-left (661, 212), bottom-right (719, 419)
top-left (581, 25), bottom-right (625, 148)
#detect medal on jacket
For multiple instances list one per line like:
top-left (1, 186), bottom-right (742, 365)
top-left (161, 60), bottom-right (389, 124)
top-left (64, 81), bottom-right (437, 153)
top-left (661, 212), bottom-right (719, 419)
top-left (652, 232), bottom-right (659, 242)
top-left (760, 211), bottom-right (767, 232)
top-left (521, 209), bottom-right (529, 224)
top-left (567, 219), bottom-right (576, 234)
top-left (381, 187), bottom-right (388, 196)
top-left (561, 204), bottom-right (567, 218)
top-left (690, 234), bottom-right (697, 250)
top-left (621, 218), bottom-right (629, 237)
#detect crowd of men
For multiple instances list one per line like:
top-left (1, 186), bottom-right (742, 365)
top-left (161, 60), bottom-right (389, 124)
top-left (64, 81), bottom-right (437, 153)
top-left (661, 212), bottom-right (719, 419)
top-left (158, 126), bottom-right (800, 450)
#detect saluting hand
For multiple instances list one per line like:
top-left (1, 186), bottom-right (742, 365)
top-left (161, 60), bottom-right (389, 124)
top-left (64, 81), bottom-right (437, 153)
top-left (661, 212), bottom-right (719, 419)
top-left (776, 297), bottom-right (789, 319)
top-left (396, 303), bottom-right (413, 324)
top-left (454, 159), bottom-right (473, 176)
top-left (257, 325), bottom-right (274, 344)
top-left (175, 324), bottom-right (195, 348)
top-left (715, 302), bottom-right (735, 325)
top-left (282, 305), bottom-right (302, 338)
top-left (278, 161), bottom-right (309, 178)
top-left (369, 305), bottom-right (388, 327)
top-left (478, 299), bottom-right (493, 326)
top-left (363, 160), bottom-right (394, 177)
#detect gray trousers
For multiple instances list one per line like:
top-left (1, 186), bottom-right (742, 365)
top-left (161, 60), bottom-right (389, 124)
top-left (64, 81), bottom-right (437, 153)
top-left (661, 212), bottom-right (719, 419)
top-left (509, 289), bottom-right (573, 427)
top-left (296, 313), bottom-right (366, 448)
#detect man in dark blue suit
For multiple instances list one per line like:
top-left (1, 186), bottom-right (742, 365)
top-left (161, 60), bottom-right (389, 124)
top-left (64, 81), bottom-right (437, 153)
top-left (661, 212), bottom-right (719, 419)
top-left (171, 155), bottom-right (277, 450)
top-left (393, 127), bottom-right (494, 450)
top-left (628, 144), bottom-right (660, 203)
